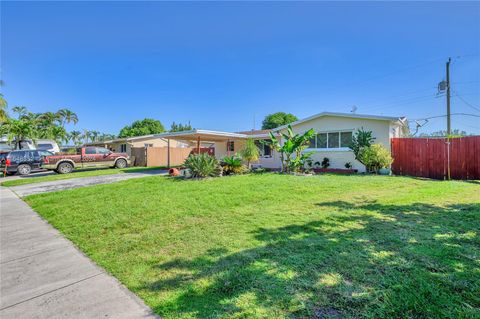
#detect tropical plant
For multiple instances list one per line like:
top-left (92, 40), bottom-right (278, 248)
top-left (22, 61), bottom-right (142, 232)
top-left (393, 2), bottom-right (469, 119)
top-left (349, 128), bottom-right (375, 167)
top-left (82, 129), bottom-right (91, 143)
top-left (290, 151), bottom-right (315, 173)
top-left (358, 144), bottom-right (393, 173)
top-left (321, 157), bottom-right (330, 169)
top-left (119, 118), bottom-right (165, 138)
top-left (240, 138), bottom-right (259, 169)
top-left (0, 118), bottom-right (37, 145)
top-left (0, 93), bottom-right (7, 122)
top-left (268, 125), bottom-right (316, 173)
top-left (11, 106), bottom-right (28, 119)
top-left (90, 130), bottom-right (100, 142)
top-left (183, 153), bottom-right (222, 178)
top-left (262, 112), bottom-right (298, 129)
top-left (69, 130), bottom-right (83, 145)
top-left (221, 154), bottom-right (247, 175)
top-left (56, 108), bottom-right (78, 127)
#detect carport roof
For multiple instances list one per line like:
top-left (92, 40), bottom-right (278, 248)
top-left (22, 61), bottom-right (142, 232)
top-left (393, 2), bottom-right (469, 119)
top-left (155, 130), bottom-right (249, 142)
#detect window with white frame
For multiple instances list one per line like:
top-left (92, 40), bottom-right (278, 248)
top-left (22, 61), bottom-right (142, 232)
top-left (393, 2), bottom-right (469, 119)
top-left (227, 141), bottom-right (234, 152)
top-left (120, 144), bottom-right (127, 152)
top-left (144, 143), bottom-right (153, 148)
top-left (308, 131), bottom-right (353, 149)
top-left (254, 139), bottom-right (272, 157)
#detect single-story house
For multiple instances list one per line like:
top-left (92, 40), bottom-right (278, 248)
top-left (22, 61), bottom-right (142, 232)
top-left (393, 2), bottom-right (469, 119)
top-left (155, 112), bottom-right (408, 172)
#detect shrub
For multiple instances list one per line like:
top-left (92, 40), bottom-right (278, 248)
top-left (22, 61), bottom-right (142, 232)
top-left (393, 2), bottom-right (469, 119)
top-left (349, 128), bottom-right (375, 167)
top-left (359, 144), bottom-right (393, 173)
top-left (183, 153), bottom-right (222, 178)
top-left (221, 154), bottom-right (247, 175)
top-left (321, 157), bottom-right (330, 169)
top-left (241, 138), bottom-right (259, 168)
top-left (345, 162), bottom-right (353, 169)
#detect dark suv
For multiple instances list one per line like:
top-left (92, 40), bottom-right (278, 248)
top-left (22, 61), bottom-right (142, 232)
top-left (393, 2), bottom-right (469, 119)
top-left (1, 150), bottom-right (53, 175)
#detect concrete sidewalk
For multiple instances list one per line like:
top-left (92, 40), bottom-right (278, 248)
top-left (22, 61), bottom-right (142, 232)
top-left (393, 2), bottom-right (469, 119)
top-left (9, 169), bottom-right (167, 197)
top-left (0, 187), bottom-right (159, 319)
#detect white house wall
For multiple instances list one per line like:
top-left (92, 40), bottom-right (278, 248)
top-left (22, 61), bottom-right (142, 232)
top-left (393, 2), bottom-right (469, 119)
top-left (277, 115), bottom-right (394, 172)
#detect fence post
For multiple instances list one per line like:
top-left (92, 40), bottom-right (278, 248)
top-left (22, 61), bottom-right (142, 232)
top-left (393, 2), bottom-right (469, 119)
top-left (446, 138), bottom-right (451, 180)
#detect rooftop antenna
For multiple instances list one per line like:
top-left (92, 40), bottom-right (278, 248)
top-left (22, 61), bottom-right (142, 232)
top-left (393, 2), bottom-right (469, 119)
top-left (351, 105), bottom-right (357, 113)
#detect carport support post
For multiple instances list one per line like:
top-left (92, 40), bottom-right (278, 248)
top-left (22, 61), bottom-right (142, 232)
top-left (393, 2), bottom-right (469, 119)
top-left (197, 136), bottom-right (201, 154)
top-left (167, 138), bottom-right (170, 168)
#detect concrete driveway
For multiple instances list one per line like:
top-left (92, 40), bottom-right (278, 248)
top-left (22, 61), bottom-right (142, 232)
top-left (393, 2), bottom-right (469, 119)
top-left (8, 169), bottom-right (167, 197)
top-left (0, 187), bottom-right (159, 319)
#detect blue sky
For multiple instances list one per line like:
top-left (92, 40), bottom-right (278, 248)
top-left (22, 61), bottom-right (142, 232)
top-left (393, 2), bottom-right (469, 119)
top-left (2, 1), bottom-right (479, 135)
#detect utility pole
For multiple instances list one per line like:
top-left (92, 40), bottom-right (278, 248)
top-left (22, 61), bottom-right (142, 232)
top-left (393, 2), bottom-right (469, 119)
top-left (446, 57), bottom-right (451, 135)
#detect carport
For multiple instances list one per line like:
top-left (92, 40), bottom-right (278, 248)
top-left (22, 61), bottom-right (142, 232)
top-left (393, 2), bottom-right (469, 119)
top-left (156, 130), bottom-right (249, 167)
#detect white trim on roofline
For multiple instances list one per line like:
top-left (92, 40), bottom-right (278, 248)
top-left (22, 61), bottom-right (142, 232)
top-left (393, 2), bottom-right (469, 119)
top-left (85, 134), bottom-right (165, 145)
top-left (272, 112), bottom-right (406, 132)
top-left (155, 129), bottom-right (249, 139)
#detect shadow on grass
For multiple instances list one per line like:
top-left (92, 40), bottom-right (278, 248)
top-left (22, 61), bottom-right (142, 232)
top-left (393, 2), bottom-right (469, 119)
top-left (142, 202), bottom-right (480, 318)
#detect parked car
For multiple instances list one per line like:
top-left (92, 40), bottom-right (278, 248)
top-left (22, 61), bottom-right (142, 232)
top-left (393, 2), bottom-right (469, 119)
top-left (35, 139), bottom-right (60, 153)
top-left (0, 138), bottom-right (60, 153)
top-left (1, 150), bottom-right (53, 175)
top-left (43, 147), bottom-right (130, 174)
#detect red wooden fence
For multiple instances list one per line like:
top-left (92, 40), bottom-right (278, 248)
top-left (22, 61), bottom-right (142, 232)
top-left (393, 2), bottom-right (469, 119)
top-left (391, 136), bottom-right (480, 180)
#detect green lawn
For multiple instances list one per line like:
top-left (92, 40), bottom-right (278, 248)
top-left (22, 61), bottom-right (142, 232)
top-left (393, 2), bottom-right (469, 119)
top-left (1, 166), bottom-right (167, 187)
top-left (25, 174), bottom-right (479, 319)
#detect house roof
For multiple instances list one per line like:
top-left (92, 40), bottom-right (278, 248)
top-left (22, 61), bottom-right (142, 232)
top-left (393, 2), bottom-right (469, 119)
top-left (236, 129), bottom-right (271, 135)
top-left (272, 112), bottom-right (406, 132)
top-left (155, 130), bottom-right (248, 142)
top-left (85, 134), bottom-right (164, 145)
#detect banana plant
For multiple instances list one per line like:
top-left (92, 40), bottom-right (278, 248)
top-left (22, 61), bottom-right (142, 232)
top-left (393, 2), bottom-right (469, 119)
top-left (269, 125), bottom-right (316, 173)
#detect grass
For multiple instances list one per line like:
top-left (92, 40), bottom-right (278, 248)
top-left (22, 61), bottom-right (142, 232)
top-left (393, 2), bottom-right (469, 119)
top-left (1, 166), bottom-right (167, 187)
top-left (25, 174), bottom-right (479, 319)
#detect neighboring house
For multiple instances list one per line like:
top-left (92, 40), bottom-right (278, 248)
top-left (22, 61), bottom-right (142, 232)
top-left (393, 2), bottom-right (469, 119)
top-left (86, 134), bottom-right (190, 156)
top-left (156, 112), bottom-right (408, 172)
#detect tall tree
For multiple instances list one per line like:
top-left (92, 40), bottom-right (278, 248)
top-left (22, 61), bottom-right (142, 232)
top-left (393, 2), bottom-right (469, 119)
top-left (118, 118), bottom-right (165, 138)
top-left (170, 121), bottom-right (193, 132)
top-left (261, 112), bottom-right (298, 130)
top-left (69, 130), bottom-right (82, 145)
top-left (56, 108), bottom-right (78, 127)
top-left (90, 130), bottom-right (100, 142)
top-left (82, 129), bottom-right (91, 143)
top-left (0, 94), bottom-right (8, 122)
top-left (0, 118), bottom-right (37, 145)
top-left (12, 106), bottom-right (28, 119)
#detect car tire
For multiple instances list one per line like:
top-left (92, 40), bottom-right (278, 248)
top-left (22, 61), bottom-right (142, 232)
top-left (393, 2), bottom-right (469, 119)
top-left (115, 158), bottom-right (127, 169)
top-left (17, 164), bottom-right (32, 175)
top-left (57, 162), bottom-right (74, 174)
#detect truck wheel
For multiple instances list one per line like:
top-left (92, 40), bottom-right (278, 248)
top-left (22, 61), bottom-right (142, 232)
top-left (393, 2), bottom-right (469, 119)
top-left (115, 159), bottom-right (127, 169)
top-left (17, 164), bottom-right (32, 175)
top-left (57, 162), bottom-right (73, 174)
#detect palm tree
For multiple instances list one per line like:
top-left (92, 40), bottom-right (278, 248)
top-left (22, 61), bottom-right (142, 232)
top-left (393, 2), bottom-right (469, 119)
top-left (56, 108), bottom-right (78, 127)
top-left (11, 106), bottom-right (28, 119)
top-left (69, 130), bottom-right (82, 145)
top-left (38, 111), bottom-right (61, 126)
top-left (82, 129), bottom-right (91, 143)
top-left (0, 94), bottom-right (8, 123)
top-left (0, 118), bottom-right (36, 146)
top-left (90, 130), bottom-right (100, 142)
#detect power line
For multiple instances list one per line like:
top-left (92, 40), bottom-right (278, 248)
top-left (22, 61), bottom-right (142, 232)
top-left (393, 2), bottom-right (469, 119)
top-left (410, 113), bottom-right (480, 121)
top-left (452, 90), bottom-right (480, 112)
